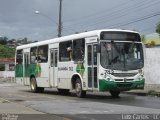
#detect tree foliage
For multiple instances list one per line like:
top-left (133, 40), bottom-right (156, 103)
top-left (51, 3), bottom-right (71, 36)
top-left (0, 45), bottom-right (15, 58)
top-left (156, 22), bottom-right (160, 37)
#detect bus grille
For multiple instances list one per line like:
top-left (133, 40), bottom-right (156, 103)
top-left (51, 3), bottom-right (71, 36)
top-left (115, 79), bottom-right (134, 82)
top-left (117, 83), bottom-right (133, 88)
top-left (112, 73), bottom-right (137, 77)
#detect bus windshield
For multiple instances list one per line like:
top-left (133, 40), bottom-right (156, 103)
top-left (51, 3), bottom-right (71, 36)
top-left (100, 42), bottom-right (144, 70)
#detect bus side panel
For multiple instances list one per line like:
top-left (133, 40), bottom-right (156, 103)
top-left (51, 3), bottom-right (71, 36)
top-left (24, 63), bottom-right (50, 88)
top-left (57, 62), bottom-right (75, 89)
top-left (35, 63), bottom-right (50, 88)
top-left (15, 64), bottom-right (24, 85)
top-left (15, 63), bottom-right (30, 85)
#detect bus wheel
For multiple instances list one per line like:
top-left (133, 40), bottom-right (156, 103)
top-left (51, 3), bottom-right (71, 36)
top-left (30, 77), bottom-right (44, 93)
top-left (75, 78), bottom-right (86, 98)
top-left (109, 91), bottom-right (120, 97)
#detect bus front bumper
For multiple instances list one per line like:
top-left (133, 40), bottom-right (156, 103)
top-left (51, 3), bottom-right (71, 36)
top-left (99, 79), bottom-right (145, 92)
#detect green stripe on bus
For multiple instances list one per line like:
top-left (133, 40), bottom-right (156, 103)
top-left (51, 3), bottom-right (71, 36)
top-left (99, 79), bottom-right (145, 92)
top-left (15, 64), bottom-right (41, 78)
top-left (15, 64), bottom-right (23, 77)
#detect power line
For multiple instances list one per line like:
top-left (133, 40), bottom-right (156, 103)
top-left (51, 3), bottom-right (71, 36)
top-left (64, 0), bottom-right (136, 28)
top-left (65, 0), bottom-right (132, 22)
top-left (64, 0), bottom-right (160, 31)
top-left (64, 0), bottom-right (147, 28)
top-left (106, 12), bottom-right (160, 28)
top-left (81, 0), bottom-right (160, 30)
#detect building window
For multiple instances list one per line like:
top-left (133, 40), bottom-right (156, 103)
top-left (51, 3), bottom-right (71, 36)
top-left (73, 38), bottom-right (85, 61)
top-left (16, 49), bottom-right (23, 64)
top-left (59, 41), bottom-right (72, 61)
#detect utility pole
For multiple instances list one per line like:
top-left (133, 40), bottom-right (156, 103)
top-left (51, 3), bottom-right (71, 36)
top-left (58, 0), bottom-right (62, 37)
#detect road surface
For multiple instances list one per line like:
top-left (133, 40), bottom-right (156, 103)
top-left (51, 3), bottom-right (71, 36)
top-left (0, 82), bottom-right (160, 120)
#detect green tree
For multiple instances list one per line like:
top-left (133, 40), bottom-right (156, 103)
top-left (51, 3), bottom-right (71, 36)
top-left (156, 22), bottom-right (160, 38)
top-left (0, 45), bottom-right (15, 58)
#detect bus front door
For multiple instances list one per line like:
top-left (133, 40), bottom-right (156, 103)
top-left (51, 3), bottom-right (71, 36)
top-left (50, 49), bottom-right (58, 87)
top-left (87, 44), bottom-right (98, 90)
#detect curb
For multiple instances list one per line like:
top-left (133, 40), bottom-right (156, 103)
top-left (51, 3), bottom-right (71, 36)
top-left (123, 91), bottom-right (160, 97)
top-left (122, 91), bottom-right (147, 96)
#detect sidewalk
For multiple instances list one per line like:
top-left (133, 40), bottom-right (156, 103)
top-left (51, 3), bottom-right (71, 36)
top-left (0, 97), bottom-right (43, 114)
top-left (124, 84), bottom-right (160, 97)
top-left (0, 79), bottom-right (70, 120)
top-left (0, 98), bottom-right (70, 120)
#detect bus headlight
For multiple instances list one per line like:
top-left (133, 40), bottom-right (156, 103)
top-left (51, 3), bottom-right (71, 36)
top-left (138, 69), bottom-right (144, 76)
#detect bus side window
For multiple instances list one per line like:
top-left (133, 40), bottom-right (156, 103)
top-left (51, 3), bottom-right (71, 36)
top-left (37, 45), bottom-right (48, 63)
top-left (73, 38), bottom-right (85, 61)
top-left (30, 47), bottom-right (37, 63)
top-left (16, 50), bottom-right (23, 64)
top-left (59, 41), bottom-right (72, 62)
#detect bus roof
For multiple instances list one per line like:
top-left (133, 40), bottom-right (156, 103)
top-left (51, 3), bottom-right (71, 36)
top-left (16, 29), bottom-right (139, 50)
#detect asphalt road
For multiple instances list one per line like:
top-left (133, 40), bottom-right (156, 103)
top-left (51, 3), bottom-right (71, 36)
top-left (0, 82), bottom-right (160, 120)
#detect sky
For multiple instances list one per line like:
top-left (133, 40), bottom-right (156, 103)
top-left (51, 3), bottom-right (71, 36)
top-left (0, 0), bottom-right (160, 41)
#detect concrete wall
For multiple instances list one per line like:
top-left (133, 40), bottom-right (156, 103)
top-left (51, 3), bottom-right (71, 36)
top-left (144, 47), bottom-right (160, 84)
top-left (0, 71), bottom-right (15, 78)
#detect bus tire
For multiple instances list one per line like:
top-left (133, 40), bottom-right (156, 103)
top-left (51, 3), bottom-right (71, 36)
top-left (109, 90), bottom-right (120, 97)
top-left (75, 78), bottom-right (86, 98)
top-left (30, 77), bottom-right (44, 93)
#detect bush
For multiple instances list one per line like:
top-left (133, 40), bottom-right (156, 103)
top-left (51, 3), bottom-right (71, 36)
top-left (145, 41), bottom-right (156, 48)
top-left (150, 41), bottom-right (156, 47)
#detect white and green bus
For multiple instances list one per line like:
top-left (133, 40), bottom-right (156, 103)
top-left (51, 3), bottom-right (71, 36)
top-left (15, 29), bottom-right (145, 97)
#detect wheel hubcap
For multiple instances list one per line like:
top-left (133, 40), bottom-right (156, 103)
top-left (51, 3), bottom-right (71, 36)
top-left (31, 79), bottom-right (35, 90)
top-left (75, 83), bottom-right (81, 94)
